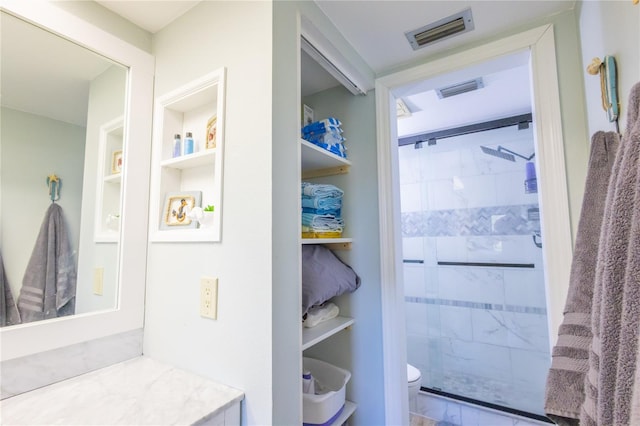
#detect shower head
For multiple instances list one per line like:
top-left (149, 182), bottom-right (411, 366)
top-left (480, 145), bottom-right (515, 162)
top-left (480, 145), bottom-right (535, 162)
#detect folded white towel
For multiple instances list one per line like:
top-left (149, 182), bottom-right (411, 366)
top-left (303, 302), bottom-right (339, 328)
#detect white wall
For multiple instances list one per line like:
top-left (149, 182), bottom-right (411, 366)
top-left (0, 107), bottom-right (85, 305)
top-left (143, 3), bottom-right (273, 425)
top-left (76, 65), bottom-right (127, 314)
top-left (577, 1), bottom-right (640, 137)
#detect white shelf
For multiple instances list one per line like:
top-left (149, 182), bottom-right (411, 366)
top-left (301, 139), bottom-right (351, 173)
top-left (103, 173), bottom-right (121, 184)
top-left (302, 316), bottom-right (354, 351)
top-left (332, 401), bottom-right (357, 426)
top-left (301, 238), bottom-right (352, 245)
top-left (160, 149), bottom-right (216, 169)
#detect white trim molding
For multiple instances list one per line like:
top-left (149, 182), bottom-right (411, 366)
top-left (376, 24), bottom-right (572, 425)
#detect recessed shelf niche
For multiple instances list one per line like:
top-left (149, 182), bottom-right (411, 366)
top-left (149, 68), bottom-right (226, 243)
top-left (94, 116), bottom-right (123, 243)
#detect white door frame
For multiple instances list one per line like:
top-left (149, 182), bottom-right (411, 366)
top-left (375, 24), bottom-right (573, 425)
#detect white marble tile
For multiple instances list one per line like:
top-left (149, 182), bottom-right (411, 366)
top-left (471, 309), bottom-right (509, 346)
top-left (403, 237), bottom-right (425, 261)
top-left (426, 179), bottom-right (456, 211)
top-left (399, 145), bottom-right (423, 184)
top-left (504, 312), bottom-right (551, 353)
top-left (504, 269), bottom-right (547, 308)
top-left (454, 174), bottom-right (498, 209)
top-left (436, 237), bottom-right (468, 263)
top-left (406, 302), bottom-right (430, 337)
top-left (510, 348), bottom-right (551, 390)
top-left (426, 304), bottom-right (441, 337)
top-left (1, 328), bottom-right (143, 399)
top-left (424, 267), bottom-right (439, 298)
top-left (0, 356), bottom-right (244, 425)
top-left (438, 267), bottom-right (505, 305)
top-left (423, 237), bottom-right (438, 267)
top-left (440, 306), bottom-right (473, 341)
top-left (466, 235), bottom-right (541, 265)
top-left (423, 150), bottom-right (461, 181)
top-left (401, 182), bottom-right (424, 212)
top-left (440, 338), bottom-right (512, 383)
top-left (404, 264), bottom-right (427, 297)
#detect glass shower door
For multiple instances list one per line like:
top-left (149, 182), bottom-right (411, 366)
top-left (400, 123), bottom-right (551, 416)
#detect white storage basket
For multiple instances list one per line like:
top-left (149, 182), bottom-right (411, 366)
top-left (302, 357), bottom-right (351, 426)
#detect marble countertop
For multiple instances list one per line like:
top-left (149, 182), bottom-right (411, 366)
top-left (0, 356), bottom-right (244, 425)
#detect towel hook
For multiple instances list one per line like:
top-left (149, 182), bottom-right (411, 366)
top-left (46, 174), bottom-right (61, 202)
top-left (586, 56), bottom-right (620, 133)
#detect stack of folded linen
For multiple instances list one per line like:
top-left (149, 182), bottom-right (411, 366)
top-left (301, 117), bottom-right (347, 158)
top-left (301, 182), bottom-right (344, 238)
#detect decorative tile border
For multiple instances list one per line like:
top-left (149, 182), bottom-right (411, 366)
top-left (402, 204), bottom-right (540, 238)
top-left (405, 296), bottom-right (547, 315)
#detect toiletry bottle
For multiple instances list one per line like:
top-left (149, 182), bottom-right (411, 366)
top-left (172, 134), bottom-right (182, 157)
top-left (184, 132), bottom-right (194, 155)
top-left (302, 370), bottom-right (315, 394)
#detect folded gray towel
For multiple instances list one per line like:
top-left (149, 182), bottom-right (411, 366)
top-left (582, 81), bottom-right (640, 426)
top-left (544, 131), bottom-right (618, 424)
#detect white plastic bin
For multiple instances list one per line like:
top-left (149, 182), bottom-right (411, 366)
top-left (302, 357), bottom-right (351, 426)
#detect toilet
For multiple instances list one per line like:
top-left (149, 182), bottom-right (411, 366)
top-left (407, 364), bottom-right (422, 413)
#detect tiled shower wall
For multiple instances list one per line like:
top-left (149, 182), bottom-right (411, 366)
top-left (400, 126), bottom-right (551, 415)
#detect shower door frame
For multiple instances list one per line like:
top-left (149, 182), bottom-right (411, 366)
top-left (375, 24), bottom-right (573, 425)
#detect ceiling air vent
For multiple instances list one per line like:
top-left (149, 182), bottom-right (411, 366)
top-left (405, 8), bottom-right (474, 50)
top-left (436, 77), bottom-right (484, 99)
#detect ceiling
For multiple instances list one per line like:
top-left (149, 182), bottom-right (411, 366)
top-left (3, 1), bottom-right (576, 133)
top-left (1, 11), bottom-right (117, 127)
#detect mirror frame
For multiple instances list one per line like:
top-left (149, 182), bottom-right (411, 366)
top-left (1, 0), bottom-right (154, 361)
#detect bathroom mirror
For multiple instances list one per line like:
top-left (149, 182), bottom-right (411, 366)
top-left (0, 0), bottom-right (154, 361)
top-left (1, 10), bottom-right (126, 326)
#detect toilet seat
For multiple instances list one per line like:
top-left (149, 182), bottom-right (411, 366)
top-left (407, 364), bottom-right (421, 384)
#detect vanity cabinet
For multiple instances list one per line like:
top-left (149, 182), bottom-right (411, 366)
top-left (300, 138), bottom-right (357, 424)
top-left (94, 116), bottom-right (123, 242)
top-left (149, 69), bottom-right (226, 243)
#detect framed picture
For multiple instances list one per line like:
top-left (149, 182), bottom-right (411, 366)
top-left (160, 191), bottom-right (202, 229)
top-left (111, 150), bottom-right (123, 174)
top-left (302, 104), bottom-right (314, 127)
top-left (206, 115), bottom-right (217, 150)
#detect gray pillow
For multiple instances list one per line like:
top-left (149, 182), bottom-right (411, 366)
top-left (302, 245), bottom-right (361, 315)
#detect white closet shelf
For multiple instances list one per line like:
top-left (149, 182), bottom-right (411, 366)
top-left (302, 316), bottom-right (354, 351)
top-left (103, 173), bottom-right (121, 184)
top-left (301, 238), bottom-right (352, 250)
top-left (160, 149), bottom-right (216, 169)
top-left (331, 401), bottom-right (357, 426)
top-left (301, 139), bottom-right (351, 179)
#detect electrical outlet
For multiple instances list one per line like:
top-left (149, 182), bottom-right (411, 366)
top-left (93, 267), bottom-right (104, 295)
top-left (200, 277), bottom-right (218, 319)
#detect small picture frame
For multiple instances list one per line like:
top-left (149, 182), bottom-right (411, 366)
top-left (302, 104), bottom-right (314, 127)
top-left (161, 191), bottom-right (202, 229)
top-left (111, 150), bottom-right (123, 174)
top-left (206, 115), bottom-right (217, 150)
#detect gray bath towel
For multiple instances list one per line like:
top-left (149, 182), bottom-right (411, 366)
top-left (544, 131), bottom-right (619, 425)
top-left (17, 203), bottom-right (77, 323)
top-left (0, 251), bottom-right (21, 326)
top-left (582, 81), bottom-right (640, 426)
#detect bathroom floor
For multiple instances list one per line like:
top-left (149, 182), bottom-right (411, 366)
top-left (413, 391), bottom-right (551, 426)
